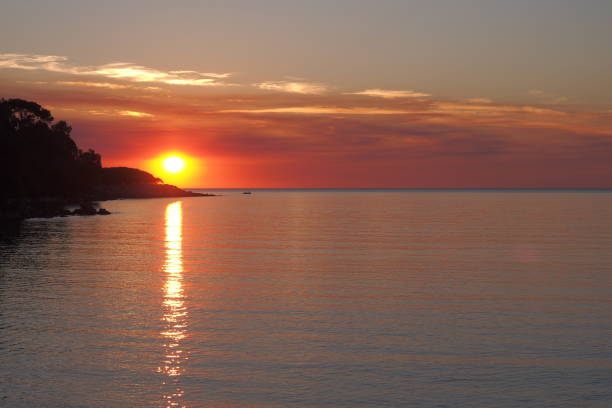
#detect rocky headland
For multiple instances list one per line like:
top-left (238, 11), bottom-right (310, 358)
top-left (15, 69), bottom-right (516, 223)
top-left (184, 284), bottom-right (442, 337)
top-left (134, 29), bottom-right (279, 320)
top-left (0, 98), bottom-right (215, 222)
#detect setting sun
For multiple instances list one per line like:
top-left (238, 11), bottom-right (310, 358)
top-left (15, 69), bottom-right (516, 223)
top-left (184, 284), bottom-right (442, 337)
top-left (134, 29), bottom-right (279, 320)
top-left (146, 153), bottom-right (203, 188)
top-left (163, 156), bottom-right (185, 174)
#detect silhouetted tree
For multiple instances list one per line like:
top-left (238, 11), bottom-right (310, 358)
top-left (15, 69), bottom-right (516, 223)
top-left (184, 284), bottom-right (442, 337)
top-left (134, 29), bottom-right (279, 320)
top-left (0, 98), bottom-right (101, 199)
top-left (1, 98), bottom-right (53, 132)
top-left (79, 148), bottom-right (102, 169)
top-left (98, 167), bottom-right (162, 185)
top-left (1, 98), bottom-right (169, 208)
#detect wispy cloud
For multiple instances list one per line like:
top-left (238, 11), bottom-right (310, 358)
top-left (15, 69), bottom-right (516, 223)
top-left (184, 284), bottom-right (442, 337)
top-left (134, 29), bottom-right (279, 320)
top-left (168, 70), bottom-right (229, 79)
top-left (0, 53), bottom-right (61, 70)
top-left (222, 106), bottom-right (413, 115)
top-left (57, 81), bottom-right (131, 90)
top-left (0, 53), bottom-right (231, 87)
top-left (528, 90), bottom-right (545, 96)
top-left (254, 81), bottom-right (327, 95)
top-left (349, 89), bottom-right (431, 99)
top-left (22, 85), bottom-right (612, 188)
top-left (223, 102), bottom-right (563, 117)
top-left (58, 107), bottom-right (155, 118)
top-left (118, 110), bottom-right (154, 118)
top-left (528, 89), bottom-right (569, 104)
top-left (433, 102), bottom-right (564, 116)
top-left (465, 98), bottom-right (493, 104)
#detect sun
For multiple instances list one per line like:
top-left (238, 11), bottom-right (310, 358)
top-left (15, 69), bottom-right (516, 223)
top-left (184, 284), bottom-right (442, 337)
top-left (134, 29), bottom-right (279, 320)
top-left (163, 156), bottom-right (185, 174)
top-left (148, 153), bottom-right (202, 187)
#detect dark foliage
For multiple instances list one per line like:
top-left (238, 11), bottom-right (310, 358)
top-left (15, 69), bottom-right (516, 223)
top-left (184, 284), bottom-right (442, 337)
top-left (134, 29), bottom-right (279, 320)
top-left (0, 98), bottom-right (104, 199)
top-left (0, 98), bottom-right (201, 219)
top-left (98, 167), bottom-right (162, 185)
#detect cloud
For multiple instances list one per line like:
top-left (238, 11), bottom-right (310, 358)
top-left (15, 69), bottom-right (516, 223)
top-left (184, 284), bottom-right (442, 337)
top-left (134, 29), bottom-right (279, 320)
top-left (465, 98), bottom-right (493, 104)
top-left (118, 110), bottom-right (154, 118)
top-left (222, 106), bottom-right (413, 115)
top-left (433, 102), bottom-right (564, 116)
top-left (15, 80), bottom-right (162, 92)
top-left (222, 101), bottom-right (564, 118)
top-left (0, 53), bottom-right (231, 87)
top-left (349, 89), bottom-right (431, 99)
top-left (549, 96), bottom-right (569, 104)
top-left (528, 89), bottom-right (569, 104)
top-left (56, 107), bottom-right (154, 118)
top-left (19, 83), bottom-right (611, 187)
top-left (168, 70), bottom-right (230, 79)
top-left (254, 81), bottom-right (327, 94)
top-left (57, 81), bottom-right (131, 90)
top-left (0, 53), bottom-right (62, 70)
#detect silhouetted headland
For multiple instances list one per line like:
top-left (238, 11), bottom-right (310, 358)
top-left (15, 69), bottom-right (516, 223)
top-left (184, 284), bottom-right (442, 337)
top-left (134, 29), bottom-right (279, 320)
top-left (0, 98), bottom-right (213, 221)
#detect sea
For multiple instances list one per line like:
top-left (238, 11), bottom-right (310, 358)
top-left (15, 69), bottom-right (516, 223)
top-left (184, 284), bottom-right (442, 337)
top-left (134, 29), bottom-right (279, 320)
top-left (1, 189), bottom-right (611, 407)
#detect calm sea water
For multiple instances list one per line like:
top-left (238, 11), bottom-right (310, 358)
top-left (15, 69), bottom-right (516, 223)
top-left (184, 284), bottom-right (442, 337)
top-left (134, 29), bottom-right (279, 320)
top-left (1, 190), bottom-right (612, 407)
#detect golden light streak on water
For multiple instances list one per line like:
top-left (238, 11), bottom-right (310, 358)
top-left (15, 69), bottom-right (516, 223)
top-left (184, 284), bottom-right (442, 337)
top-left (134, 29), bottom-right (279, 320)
top-left (158, 201), bottom-right (188, 408)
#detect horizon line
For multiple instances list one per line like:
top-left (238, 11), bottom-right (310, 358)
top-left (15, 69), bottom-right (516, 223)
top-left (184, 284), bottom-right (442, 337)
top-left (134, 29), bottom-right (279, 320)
top-left (184, 187), bottom-right (612, 191)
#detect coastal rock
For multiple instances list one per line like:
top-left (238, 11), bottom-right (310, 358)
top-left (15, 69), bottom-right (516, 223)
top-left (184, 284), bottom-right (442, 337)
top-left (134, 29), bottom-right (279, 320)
top-left (98, 208), bottom-right (111, 215)
top-left (91, 183), bottom-right (215, 200)
top-left (73, 203), bottom-right (98, 216)
top-left (0, 100), bottom-right (216, 222)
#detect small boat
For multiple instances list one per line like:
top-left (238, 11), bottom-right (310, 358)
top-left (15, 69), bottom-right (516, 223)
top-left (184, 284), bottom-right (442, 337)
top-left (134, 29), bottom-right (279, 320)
top-left (243, 191), bottom-right (252, 195)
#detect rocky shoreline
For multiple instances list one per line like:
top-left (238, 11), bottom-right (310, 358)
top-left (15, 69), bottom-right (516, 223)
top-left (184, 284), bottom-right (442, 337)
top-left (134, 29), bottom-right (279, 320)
top-left (91, 182), bottom-right (214, 200)
top-left (0, 184), bottom-right (215, 222)
top-left (0, 98), bottom-right (217, 223)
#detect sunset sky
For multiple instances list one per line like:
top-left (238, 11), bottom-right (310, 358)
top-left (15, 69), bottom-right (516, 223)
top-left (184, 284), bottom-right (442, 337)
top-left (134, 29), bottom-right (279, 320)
top-left (2, 0), bottom-right (611, 188)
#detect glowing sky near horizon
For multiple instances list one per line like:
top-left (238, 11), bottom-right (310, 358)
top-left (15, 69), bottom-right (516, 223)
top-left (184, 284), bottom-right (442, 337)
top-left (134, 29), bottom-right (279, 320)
top-left (1, 0), bottom-right (612, 187)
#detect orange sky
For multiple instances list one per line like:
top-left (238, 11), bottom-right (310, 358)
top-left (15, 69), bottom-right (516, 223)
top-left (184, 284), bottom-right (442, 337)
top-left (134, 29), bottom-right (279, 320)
top-left (2, 73), bottom-right (612, 188)
top-left (1, 1), bottom-right (612, 188)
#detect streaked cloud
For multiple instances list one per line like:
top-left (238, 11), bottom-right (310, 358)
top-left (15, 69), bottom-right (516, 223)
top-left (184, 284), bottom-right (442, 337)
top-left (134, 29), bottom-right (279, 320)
top-left (254, 81), bottom-right (327, 95)
top-left (119, 110), bottom-right (154, 118)
top-left (168, 70), bottom-right (229, 79)
top-left (223, 102), bottom-right (564, 118)
top-left (350, 89), bottom-right (431, 99)
top-left (0, 53), bottom-right (230, 87)
top-left (0, 53), bottom-right (61, 70)
top-left (223, 106), bottom-right (412, 115)
top-left (465, 98), bottom-right (493, 104)
top-left (53, 106), bottom-right (155, 118)
top-left (5, 71), bottom-right (611, 188)
top-left (15, 83), bottom-right (609, 188)
top-left (433, 102), bottom-right (564, 116)
top-left (528, 89), bottom-right (569, 105)
top-left (85, 110), bottom-right (112, 116)
top-left (57, 81), bottom-right (130, 90)
top-left (15, 79), bottom-right (162, 92)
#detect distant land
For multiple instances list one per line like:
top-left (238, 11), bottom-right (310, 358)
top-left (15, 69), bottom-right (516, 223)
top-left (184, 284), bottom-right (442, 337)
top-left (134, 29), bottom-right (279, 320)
top-left (0, 98), bottom-right (212, 221)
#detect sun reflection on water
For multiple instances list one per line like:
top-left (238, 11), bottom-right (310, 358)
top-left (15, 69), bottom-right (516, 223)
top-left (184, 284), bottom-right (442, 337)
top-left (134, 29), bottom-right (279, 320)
top-left (158, 201), bottom-right (188, 407)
